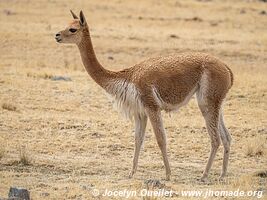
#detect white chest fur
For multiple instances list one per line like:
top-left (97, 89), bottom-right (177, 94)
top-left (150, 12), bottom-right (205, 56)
top-left (106, 80), bottom-right (145, 119)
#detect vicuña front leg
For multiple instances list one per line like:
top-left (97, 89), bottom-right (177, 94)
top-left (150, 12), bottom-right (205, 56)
top-left (129, 114), bottom-right (147, 178)
top-left (146, 109), bottom-right (171, 181)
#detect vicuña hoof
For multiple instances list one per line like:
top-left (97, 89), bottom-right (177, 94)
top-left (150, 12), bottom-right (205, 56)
top-left (218, 175), bottom-right (226, 182)
top-left (128, 171), bottom-right (134, 179)
top-left (166, 174), bottom-right (171, 181)
top-left (198, 176), bottom-right (208, 183)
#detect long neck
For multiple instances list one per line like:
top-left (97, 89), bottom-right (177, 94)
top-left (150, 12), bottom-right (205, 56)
top-left (77, 31), bottom-right (115, 90)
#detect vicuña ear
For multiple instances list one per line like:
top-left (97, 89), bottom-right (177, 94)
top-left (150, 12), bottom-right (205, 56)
top-left (79, 10), bottom-right (87, 26)
top-left (70, 10), bottom-right (78, 19)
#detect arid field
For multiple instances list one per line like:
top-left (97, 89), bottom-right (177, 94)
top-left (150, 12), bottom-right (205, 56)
top-left (0, 0), bottom-right (266, 199)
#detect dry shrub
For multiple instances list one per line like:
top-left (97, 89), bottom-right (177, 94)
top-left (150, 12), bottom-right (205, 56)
top-left (0, 147), bottom-right (5, 160)
top-left (19, 147), bottom-right (31, 165)
top-left (0, 138), bottom-right (5, 160)
top-left (232, 174), bottom-right (259, 192)
top-left (27, 72), bottom-right (52, 79)
top-left (2, 103), bottom-right (17, 111)
top-left (245, 135), bottom-right (266, 157)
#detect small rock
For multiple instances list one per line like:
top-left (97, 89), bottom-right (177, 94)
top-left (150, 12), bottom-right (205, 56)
top-left (81, 184), bottom-right (94, 190)
top-left (257, 128), bottom-right (266, 134)
top-left (240, 9), bottom-right (246, 14)
top-left (192, 16), bottom-right (202, 21)
top-left (255, 170), bottom-right (267, 178)
top-left (8, 187), bottom-right (30, 200)
top-left (40, 192), bottom-right (50, 197)
top-left (144, 179), bottom-right (165, 189)
top-left (259, 10), bottom-right (267, 15)
top-left (237, 94), bottom-right (245, 98)
top-left (91, 132), bottom-right (102, 138)
top-left (108, 56), bottom-right (114, 60)
top-left (210, 22), bottom-right (218, 26)
top-left (184, 16), bottom-right (203, 22)
top-left (50, 76), bottom-right (72, 81)
top-left (82, 185), bottom-right (87, 190)
top-left (3, 9), bottom-right (16, 16)
top-left (169, 34), bottom-right (179, 39)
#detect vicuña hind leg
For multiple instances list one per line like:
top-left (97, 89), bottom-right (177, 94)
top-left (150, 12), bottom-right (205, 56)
top-left (202, 111), bottom-right (221, 181)
top-left (197, 98), bottom-right (221, 181)
top-left (146, 108), bottom-right (171, 180)
top-left (218, 111), bottom-right (231, 180)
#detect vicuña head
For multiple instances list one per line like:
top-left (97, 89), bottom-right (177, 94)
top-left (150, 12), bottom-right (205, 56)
top-left (55, 10), bottom-right (88, 44)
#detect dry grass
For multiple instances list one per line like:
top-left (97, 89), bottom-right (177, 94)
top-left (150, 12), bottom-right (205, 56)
top-left (19, 147), bottom-right (31, 166)
top-left (245, 135), bottom-right (266, 157)
top-left (0, 138), bottom-right (6, 161)
top-left (0, 137), bottom-right (6, 161)
top-left (0, 0), bottom-right (266, 199)
top-left (26, 72), bottom-right (53, 80)
top-left (0, 148), bottom-right (5, 161)
top-left (1, 103), bottom-right (17, 112)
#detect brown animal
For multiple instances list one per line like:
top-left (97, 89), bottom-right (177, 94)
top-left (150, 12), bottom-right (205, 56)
top-left (55, 10), bottom-right (233, 181)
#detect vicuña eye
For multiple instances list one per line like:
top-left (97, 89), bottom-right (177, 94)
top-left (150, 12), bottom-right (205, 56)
top-left (69, 28), bottom-right (77, 33)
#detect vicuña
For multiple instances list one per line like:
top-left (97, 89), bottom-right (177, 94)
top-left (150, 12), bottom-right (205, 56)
top-left (55, 10), bottom-right (233, 181)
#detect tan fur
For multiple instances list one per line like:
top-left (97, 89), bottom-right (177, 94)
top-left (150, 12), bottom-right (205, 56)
top-left (56, 10), bottom-right (233, 181)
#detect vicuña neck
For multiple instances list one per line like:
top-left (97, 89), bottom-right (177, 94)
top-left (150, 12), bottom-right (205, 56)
top-left (77, 31), bottom-right (115, 90)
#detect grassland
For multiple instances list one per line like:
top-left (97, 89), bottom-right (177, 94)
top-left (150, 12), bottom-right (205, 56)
top-left (0, 0), bottom-right (266, 199)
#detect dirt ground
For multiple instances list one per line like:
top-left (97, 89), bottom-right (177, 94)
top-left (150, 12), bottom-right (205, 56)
top-left (0, 0), bottom-right (266, 199)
